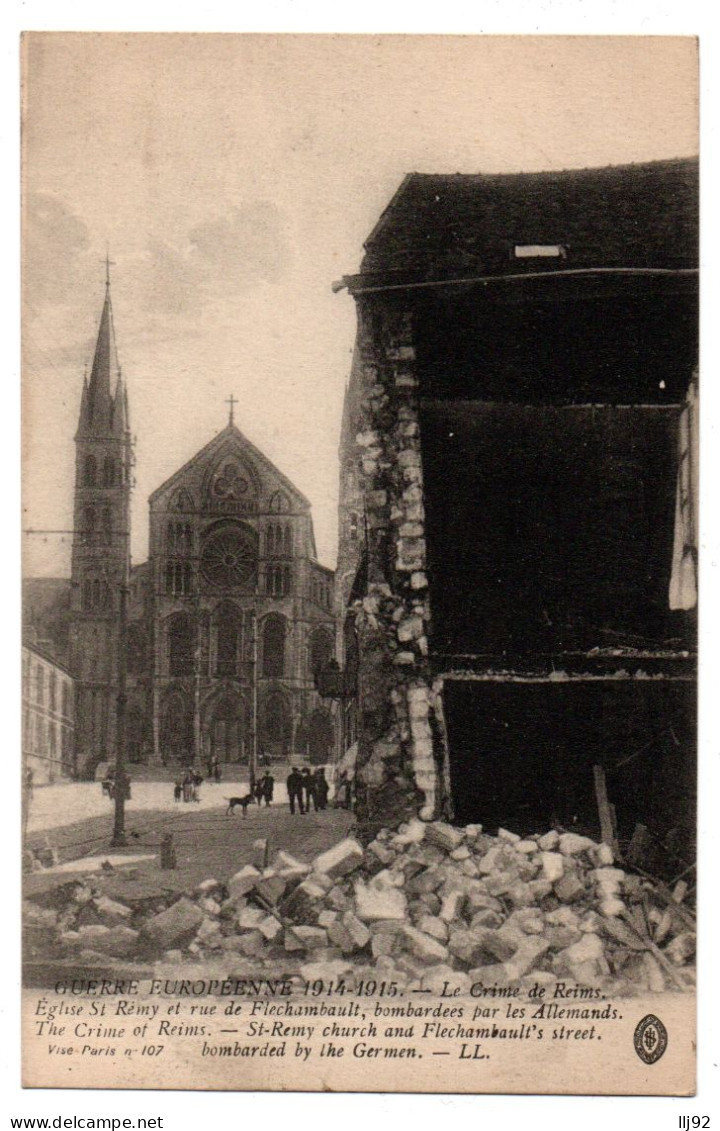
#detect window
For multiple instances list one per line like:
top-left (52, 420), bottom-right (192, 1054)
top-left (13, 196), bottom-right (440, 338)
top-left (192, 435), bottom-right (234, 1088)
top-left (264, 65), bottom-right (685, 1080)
top-left (269, 490), bottom-right (290, 514)
top-left (83, 455), bottom-right (97, 487)
top-left (82, 577), bottom-right (110, 611)
top-left (165, 560), bottom-right (193, 596)
top-left (200, 523), bottom-right (257, 588)
top-left (266, 563), bottom-right (291, 598)
top-left (103, 457), bottom-right (117, 488)
top-left (168, 613), bottom-right (193, 676)
top-left (348, 512), bottom-right (359, 542)
top-left (167, 522), bottom-right (192, 555)
top-left (102, 507), bottom-right (113, 545)
top-left (62, 683), bottom-right (71, 719)
top-left (215, 603), bottom-right (243, 677)
top-left (49, 670), bottom-right (57, 712)
top-left (262, 615), bottom-right (286, 677)
top-left (310, 628), bottom-right (333, 678)
top-left (83, 505), bottom-right (96, 545)
top-left (36, 665), bottom-right (44, 706)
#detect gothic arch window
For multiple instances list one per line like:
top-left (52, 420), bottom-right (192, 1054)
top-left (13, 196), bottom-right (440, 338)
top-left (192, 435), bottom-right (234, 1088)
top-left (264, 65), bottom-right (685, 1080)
top-left (168, 613), bottom-right (193, 677)
top-left (102, 507), bottom-right (113, 545)
top-left (82, 505), bottom-right (96, 544)
top-left (103, 457), bottom-right (117, 488)
top-left (262, 614), bottom-right (286, 677)
top-left (200, 522), bottom-right (257, 589)
top-left (310, 626), bottom-right (334, 679)
top-left (160, 690), bottom-right (193, 764)
top-left (167, 522), bottom-right (192, 555)
top-left (284, 525), bottom-right (292, 555)
top-left (170, 487), bottom-right (195, 512)
top-left (83, 455), bottom-right (97, 487)
top-left (265, 562), bottom-right (291, 598)
top-left (260, 691), bottom-right (290, 757)
top-left (269, 490), bottom-right (290, 514)
top-left (266, 525), bottom-right (276, 556)
top-left (165, 522), bottom-right (193, 596)
top-left (126, 624), bottom-right (147, 676)
top-left (215, 601), bottom-right (243, 678)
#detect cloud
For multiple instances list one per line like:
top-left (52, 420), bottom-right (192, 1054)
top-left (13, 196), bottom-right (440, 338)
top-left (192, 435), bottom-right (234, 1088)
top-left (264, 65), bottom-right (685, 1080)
top-left (23, 193), bottom-right (92, 307)
top-left (188, 201), bottom-right (291, 286)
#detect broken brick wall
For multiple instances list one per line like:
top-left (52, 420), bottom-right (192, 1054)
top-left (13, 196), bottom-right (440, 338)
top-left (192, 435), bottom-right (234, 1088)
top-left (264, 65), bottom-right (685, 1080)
top-left (337, 297), bottom-right (450, 832)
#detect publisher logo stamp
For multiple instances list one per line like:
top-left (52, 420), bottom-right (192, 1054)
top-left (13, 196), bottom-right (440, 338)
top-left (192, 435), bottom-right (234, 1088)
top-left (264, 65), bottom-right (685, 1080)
top-left (633, 1014), bottom-right (668, 1065)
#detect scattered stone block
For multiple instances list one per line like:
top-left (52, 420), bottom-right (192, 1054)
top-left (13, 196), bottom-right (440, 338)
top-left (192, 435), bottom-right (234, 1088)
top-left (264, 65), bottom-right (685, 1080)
top-left (538, 830), bottom-right (560, 851)
top-left (664, 932), bottom-right (696, 965)
top-left (417, 915), bottom-right (448, 942)
top-left (227, 865), bottom-right (261, 901)
top-left (354, 882), bottom-right (407, 923)
top-left (559, 833), bottom-right (597, 856)
top-left (257, 914), bottom-right (283, 942)
top-left (554, 872), bottom-right (586, 904)
top-left (425, 822), bottom-right (465, 853)
top-left (78, 924), bottom-right (139, 957)
top-left (285, 926), bottom-right (328, 952)
top-left (141, 899), bottom-right (204, 952)
top-left (254, 872), bottom-right (288, 906)
top-left (401, 925), bottom-right (449, 964)
top-left (541, 853), bottom-right (565, 883)
top-left (312, 839), bottom-right (365, 880)
top-left (94, 896), bottom-right (132, 926)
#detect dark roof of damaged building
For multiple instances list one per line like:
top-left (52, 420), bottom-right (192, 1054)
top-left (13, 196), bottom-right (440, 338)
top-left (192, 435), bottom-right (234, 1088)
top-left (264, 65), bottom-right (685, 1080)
top-left (354, 158), bottom-right (698, 286)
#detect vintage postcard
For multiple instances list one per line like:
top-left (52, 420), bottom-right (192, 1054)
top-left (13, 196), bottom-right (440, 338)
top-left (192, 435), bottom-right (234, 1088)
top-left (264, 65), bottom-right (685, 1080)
top-left (21, 33), bottom-right (698, 1094)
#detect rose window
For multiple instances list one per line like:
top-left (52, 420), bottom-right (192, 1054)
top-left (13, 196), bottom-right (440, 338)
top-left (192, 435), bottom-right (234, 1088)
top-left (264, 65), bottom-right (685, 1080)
top-left (200, 525), bottom-right (257, 588)
top-left (213, 462), bottom-right (249, 500)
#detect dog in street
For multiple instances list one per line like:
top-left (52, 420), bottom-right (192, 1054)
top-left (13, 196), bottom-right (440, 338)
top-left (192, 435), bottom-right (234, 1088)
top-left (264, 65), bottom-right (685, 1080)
top-left (225, 794), bottom-right (255, 817)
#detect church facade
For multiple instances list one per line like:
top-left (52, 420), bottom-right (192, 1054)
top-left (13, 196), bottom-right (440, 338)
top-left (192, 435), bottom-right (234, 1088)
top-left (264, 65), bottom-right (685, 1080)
top-left (67, 282), bottom-right (336, 777)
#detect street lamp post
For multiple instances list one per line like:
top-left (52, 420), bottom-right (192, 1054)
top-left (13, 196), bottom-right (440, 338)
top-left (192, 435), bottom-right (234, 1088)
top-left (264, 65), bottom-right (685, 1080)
top-left (111, 556), bottom-right (129, 847)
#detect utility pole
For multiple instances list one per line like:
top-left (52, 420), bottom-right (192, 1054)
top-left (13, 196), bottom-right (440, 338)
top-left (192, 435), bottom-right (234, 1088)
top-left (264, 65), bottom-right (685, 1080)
top-left (250, 609), bottom-right (258, 791)
top-left (111, 555), bottom-right (129, 847)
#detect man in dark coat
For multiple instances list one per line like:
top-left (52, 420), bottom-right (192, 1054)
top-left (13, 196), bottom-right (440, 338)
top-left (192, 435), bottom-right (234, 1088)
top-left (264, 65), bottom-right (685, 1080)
top-left (286, 767), bottom-right (304, 815)
top-left (261, 772), bottom-right (275, 807)
top-left (301, 767), bottom-right (317, 813)
top-left (314, 767), bottom-right (329, 811)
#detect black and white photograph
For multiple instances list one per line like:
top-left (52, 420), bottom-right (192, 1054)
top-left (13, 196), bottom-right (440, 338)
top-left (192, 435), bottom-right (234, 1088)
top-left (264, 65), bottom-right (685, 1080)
top-left (19, 32), bottom-right (699, 1095)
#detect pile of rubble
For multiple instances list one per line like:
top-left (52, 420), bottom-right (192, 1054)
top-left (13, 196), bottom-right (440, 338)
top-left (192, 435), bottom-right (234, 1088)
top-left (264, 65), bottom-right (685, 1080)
top-left (24, 820), bottom-right (695, 994)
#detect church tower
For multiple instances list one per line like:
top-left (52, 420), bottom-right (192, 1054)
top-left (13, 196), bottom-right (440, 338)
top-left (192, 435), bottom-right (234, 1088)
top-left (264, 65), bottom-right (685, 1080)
top-left (69, 269), bottom-right (132, 776)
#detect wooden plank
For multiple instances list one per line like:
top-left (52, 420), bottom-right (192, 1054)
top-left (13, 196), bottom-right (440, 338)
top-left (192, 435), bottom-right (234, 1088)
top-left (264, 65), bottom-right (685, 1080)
top-left (593, 764), bottom-right (618, 855)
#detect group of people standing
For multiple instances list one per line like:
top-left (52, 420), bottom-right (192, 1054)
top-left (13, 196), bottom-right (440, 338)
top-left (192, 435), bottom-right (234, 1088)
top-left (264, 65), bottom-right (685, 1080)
top-left (286, 766), bottom-right (329, 814)
top-left (174, 768), bottom-right (203, 803)
top-left (253, 771), bottom-right (275, 807)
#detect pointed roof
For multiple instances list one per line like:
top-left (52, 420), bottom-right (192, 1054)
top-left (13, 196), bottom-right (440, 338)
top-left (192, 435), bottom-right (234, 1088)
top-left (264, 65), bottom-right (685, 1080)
top-left (77, 282), bottom-right (125, 437)
top-left (149, 420), bottom-right (311, 509)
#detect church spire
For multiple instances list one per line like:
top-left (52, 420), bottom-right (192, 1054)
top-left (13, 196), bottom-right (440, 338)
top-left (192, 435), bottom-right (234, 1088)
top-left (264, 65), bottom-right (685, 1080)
top-left (79, 265), bottom-right (121, 436)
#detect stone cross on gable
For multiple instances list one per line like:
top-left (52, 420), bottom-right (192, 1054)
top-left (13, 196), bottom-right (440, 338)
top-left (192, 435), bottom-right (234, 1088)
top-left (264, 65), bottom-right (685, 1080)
top-left (225, 394), bottom-right (238, 426)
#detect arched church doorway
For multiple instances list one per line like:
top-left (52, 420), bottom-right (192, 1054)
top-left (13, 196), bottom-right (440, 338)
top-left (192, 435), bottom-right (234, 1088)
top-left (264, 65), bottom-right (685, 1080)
top-left (160, 690), bottom-right (193, 765)
top-left (207, 692), bottom-right (248, 764)
top-left (304, 709), bottom-right (334, 765)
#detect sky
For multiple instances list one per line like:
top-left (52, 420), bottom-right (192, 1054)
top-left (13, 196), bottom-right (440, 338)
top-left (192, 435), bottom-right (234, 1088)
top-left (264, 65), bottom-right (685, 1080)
top-left (21, 34), bottom-right (698, 576)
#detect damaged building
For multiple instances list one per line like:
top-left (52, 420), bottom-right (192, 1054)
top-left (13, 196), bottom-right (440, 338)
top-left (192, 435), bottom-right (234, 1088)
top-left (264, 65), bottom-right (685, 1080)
top-left (333, 158), bottom-right (698, 869)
